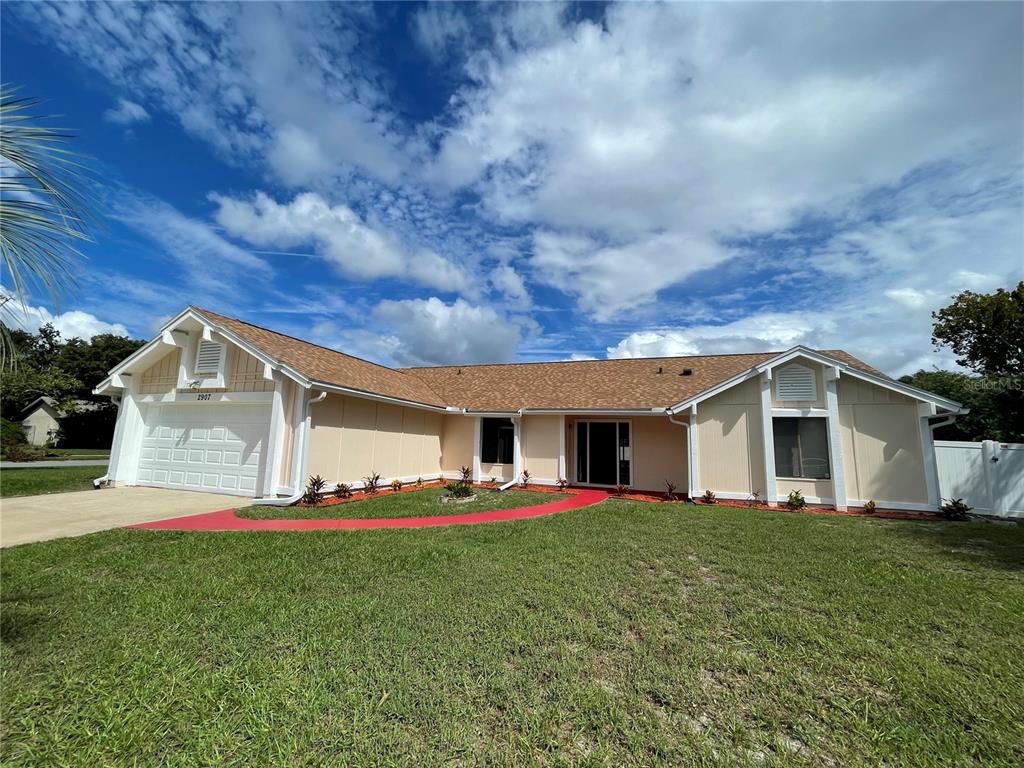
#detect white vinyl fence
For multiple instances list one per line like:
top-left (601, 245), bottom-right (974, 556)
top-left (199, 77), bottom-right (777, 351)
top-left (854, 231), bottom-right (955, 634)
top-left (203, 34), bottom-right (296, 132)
top-left (935, 440), bottom-right (1024, 518)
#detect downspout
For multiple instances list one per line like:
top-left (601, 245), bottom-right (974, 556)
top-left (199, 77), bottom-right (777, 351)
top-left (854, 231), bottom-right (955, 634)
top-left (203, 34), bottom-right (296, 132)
top-left (93, 394), bottom-right (123, 489)
top-left (666, 410), bottom-right (693, 499)
top-left (251, 389), bottom-right (328, 506)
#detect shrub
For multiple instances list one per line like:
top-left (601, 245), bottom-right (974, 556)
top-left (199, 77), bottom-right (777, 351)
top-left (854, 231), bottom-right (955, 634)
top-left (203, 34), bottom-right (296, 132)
top-left (302, 474), bottom-right (327, 505)
top-left (939, 497), bottom-right (972, 520)
top-left (520, 469), bottom-right (531, 488)
top-left (664, 479), bottom-right (678, 501)
top-left (334, 483), bottom-right (352, 499)
top-left (444, 481), bottom-right (474, 498)
top-left (701, 489), bottom-right (717, 505)
top-left (2, 442), bottom-right (47, 461)
top-left (863, 500), bottom-right (877, 514)
top-left (489, 476), bottom-right (497, 484)
top-left (1, 418), bottom-right (27, 448)
top-left (459, 466), bottom-right (473, 484)
top-left (415, 477), bottom-right (423, 487)
top-left (390, 478), bottom-right (403, 493)
top-left (748, 489), bottom-right (763, 505)
top-left (785, 489), bottom-right (806, 510)
top-left (363, 472), bottom-right (381, 494)
top-left (614, 483), bottom-right (629, 497)
top-left (556, 477), bottom-right (569, 491)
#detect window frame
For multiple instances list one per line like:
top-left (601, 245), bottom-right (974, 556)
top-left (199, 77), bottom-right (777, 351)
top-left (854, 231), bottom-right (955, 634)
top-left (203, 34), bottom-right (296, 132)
top-left (772, 416), bottom-right (831, 480)
top-left (480, 417), bottom-right (515, 465)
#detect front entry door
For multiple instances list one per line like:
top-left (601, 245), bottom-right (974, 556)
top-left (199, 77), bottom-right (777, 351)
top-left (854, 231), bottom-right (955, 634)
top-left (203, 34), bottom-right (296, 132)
top-left (576, 421), bottom-right (631, 486)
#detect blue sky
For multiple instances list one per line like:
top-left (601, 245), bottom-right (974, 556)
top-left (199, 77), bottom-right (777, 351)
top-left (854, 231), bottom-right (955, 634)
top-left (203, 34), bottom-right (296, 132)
top-left (2, 1), bottom-right (1021, 375)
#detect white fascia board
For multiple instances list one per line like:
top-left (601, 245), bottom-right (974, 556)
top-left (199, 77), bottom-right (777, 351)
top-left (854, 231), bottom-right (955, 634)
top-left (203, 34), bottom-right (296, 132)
top-left (516, 408), bottom-right (667, 415)
top-left (670, 346), bottom-right (966, 415)
top-left (309, 380), bottom-right (450, 412)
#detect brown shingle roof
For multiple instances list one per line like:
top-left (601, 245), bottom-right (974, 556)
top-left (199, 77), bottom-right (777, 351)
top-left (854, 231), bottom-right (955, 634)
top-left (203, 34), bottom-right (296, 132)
top-left (192, 307), bottom-right (882, 411)
top-left (192, 307), bottom-right (448, 407)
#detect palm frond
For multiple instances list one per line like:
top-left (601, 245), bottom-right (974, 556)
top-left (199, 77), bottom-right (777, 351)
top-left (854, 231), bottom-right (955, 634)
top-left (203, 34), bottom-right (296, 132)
top-left (0, 83), bottom-right (93, 305)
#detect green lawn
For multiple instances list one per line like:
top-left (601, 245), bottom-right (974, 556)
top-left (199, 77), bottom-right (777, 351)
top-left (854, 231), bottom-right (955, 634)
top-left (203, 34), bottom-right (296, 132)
top-left (0, 466), bottom-right (104, 497)
top-left (2, 502), bottom-right (1022, 766)
top-left (240, 486), bottom-right (567, 519)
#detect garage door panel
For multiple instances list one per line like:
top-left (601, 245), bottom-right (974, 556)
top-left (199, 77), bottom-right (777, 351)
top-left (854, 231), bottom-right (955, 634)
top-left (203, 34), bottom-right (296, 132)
top-left (139, 403), bottom-right (269, 497)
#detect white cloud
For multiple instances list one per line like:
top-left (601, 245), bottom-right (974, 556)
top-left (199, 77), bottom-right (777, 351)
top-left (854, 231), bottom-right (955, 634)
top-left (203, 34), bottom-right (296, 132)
top-left (412, 4), bottom-right (472, 64)
top-left (210, 191), bottom-right (471, 294)
top-left (103, 98), bottom-right (150, 125)
top-left (488, 264), bottom-right (531, 308)
top-left (6, 301), bottom-right (129, 340)
top-left (373, 297), bottom-right (523, 366)
top-left (112, 190), bottom-right (272, 302)
top-left (432, 2), bottom-right (1022, 317)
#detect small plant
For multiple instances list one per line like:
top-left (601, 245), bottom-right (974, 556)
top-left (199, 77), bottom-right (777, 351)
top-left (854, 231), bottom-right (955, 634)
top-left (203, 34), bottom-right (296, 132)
top-left (556, 477), bottom-right (569, 491)
top-left (415, 477), bottom-right (423, 487)
top-left (390, 478), bottom-right (403, 493)
top-left (363, 472), bottom-right (381, 494)
top-left (520, 469), bottom-right (531, 487)
top-left (489, 476), bottom-right (497, 484)
top-left (444, 480), bottom-right (474, 498)
top-left (614, 483), bottom-right (629, 497)
top-left (334, 482), bottom-right (352, 499)
top-left (302, 474), bottom-right (327, 505)
top-left (664, 479), bottom-right (678, 501)
top-left (785, 489), bottom-right (806, 510)
top-left (863, 500), bottom-right (877, 514)
top-left (939, 497), bottom-right (972, 521)
top-left (748, 489), bottom-right (763, 505)
top-left (701, 489), bottom-right (717, 505)
top-left (459, 465), bottom-right (473, 484)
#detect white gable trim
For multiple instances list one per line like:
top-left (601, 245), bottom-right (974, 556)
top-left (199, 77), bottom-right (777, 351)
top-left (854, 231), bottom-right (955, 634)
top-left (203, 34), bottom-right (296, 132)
top-left (668, 346), bottom-right (965, 415)
top-left (94, 308), bottom-right (309, 395)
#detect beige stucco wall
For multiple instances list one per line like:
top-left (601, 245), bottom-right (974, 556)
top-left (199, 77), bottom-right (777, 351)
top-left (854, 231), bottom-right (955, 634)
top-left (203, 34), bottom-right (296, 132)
top-left (440, 415), bottom-right (475, 475)
top-left (777, 477), bottom-right (833, 501)
top-left (278, 379), bottom-right (299, 489)
top-left (307, 394), bottom-right (442, 483)
top-left (697, 377), bottom-right (766, 496)
top-left (838, 378), bottom-right (927, 504)
top-left (21, 407), bottom-right (60, 445)
top-left (771, 360), bottom-right (826, 409)
top-left (521, 415), bottom-right (560, 481)
top-left (631, 416), bottom-right (687, 492)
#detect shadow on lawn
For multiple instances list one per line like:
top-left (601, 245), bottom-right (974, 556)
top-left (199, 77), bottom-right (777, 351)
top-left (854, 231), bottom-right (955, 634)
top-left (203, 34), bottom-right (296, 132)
top-left (886, 517), bottom-right (1024, 572)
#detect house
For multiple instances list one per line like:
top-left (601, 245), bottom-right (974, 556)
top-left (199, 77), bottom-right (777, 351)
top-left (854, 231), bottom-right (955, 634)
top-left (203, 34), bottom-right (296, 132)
top-left (94, 307), bottom-right (965, 511)
top-left (20, 397), bottom-right (63, 446)
top-left (19, 397), bottom-right (104, 446)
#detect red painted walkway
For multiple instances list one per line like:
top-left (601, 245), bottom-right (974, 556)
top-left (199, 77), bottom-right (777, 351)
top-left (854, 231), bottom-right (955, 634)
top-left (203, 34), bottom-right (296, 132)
top-left (131, 489), bottom-right (609, 531)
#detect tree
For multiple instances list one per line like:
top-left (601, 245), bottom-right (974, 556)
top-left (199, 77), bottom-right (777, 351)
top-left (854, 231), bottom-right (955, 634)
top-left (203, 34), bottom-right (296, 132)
top-left (0, 85), bottom-right (93, 367)
top-left (55, 333), bottom-right (145, 399)
top-left (931, 282), bottom-right (1024, 375)
top-left (899, 370), bottom-right (1021, 443)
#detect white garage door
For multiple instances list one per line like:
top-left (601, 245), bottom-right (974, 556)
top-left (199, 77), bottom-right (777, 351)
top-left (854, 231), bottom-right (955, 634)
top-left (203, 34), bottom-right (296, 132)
top-left (138, 403), bottom-right (270, 496)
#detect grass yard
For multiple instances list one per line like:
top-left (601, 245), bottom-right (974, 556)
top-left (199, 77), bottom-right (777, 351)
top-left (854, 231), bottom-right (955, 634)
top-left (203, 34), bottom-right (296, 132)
top-left (2, 502), bottom-right (1022, 766)
top-left (0, 466), bottom-right (103, 498)
top-left (240, 486), bottom-right (568, 520)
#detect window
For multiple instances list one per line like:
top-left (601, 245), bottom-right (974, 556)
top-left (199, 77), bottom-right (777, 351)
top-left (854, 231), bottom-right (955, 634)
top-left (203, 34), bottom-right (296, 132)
top-left (773, 417), bottom-right (830, 479)
top-left (194, 340), bottom-right (225, 375)
top-left (775, 364), bottom-right (817, 401)
top-left (481, 417), bottom-right (514, 464)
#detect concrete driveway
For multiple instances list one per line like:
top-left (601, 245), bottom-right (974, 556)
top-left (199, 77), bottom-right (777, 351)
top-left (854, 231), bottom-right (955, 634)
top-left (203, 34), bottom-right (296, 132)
top-left (0, 487), bottom-right (244, 547)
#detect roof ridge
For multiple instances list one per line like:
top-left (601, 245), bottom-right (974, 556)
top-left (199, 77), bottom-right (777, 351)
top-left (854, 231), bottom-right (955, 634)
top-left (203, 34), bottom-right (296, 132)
top-left (401, 350), bottom-right (782, 371)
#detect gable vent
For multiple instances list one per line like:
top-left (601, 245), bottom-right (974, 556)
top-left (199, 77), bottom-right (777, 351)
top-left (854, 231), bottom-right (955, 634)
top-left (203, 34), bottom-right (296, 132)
top-left (775, 364), bottom-right (817, 401)
top-left (195, 340), bottom-right (224, 374)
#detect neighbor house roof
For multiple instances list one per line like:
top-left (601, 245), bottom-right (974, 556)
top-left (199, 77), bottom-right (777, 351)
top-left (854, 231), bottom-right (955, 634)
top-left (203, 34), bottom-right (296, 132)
top-left (192, 308), bottom-right (449, 407)
top-left (400, 351), bottom-right (882, 412)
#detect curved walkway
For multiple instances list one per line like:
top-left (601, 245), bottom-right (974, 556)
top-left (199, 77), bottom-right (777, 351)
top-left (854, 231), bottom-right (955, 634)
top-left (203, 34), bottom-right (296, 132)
top-left (131, 489), bottom-right (609, 531)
